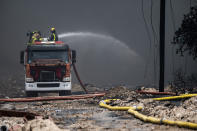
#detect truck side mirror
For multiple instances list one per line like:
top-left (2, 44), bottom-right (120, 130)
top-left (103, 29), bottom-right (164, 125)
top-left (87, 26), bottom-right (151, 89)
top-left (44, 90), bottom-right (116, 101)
top-left (20, 51), bottom-right (24, 64)
top-left (72, 50), bottom-right (76, 63)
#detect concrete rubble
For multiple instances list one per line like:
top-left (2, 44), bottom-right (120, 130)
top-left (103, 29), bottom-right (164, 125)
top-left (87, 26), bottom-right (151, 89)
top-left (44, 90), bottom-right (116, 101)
top-left (21, 118), bottom-right (69, 131)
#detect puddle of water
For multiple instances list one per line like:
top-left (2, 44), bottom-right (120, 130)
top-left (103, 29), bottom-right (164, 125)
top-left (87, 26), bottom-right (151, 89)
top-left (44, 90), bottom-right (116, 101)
top-left (106, 111), bottom-right (133, 120)
top-left (170, 100), bottom-right (181, 106)
top-left (91, 108), bottom-right (150, 130)
top-left (107, 112), bottom-right (119, 117)
top-left (55, 109), bottom-right (89, 115)
top-left (92, 110), bottom-right (130, 129)
top-left (53, 108), bottom-right (93, 126)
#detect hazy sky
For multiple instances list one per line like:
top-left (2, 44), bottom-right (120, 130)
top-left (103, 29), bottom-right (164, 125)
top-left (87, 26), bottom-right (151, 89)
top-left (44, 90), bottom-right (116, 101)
top-left (0, 0), bottom-right (197, 86)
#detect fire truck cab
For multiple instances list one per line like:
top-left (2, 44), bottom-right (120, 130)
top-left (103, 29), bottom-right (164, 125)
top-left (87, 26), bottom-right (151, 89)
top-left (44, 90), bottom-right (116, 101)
top-left (20, 40), bottom-right (76, 97)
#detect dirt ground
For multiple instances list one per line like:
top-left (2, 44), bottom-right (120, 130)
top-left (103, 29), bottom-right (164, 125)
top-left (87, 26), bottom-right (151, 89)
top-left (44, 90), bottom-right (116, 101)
top-left (0, 78), bottom-right (196, 131)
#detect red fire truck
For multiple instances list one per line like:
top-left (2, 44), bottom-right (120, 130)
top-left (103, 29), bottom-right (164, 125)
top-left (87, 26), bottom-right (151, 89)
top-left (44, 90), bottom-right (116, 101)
top-left (20, 40), bottom-right (76, 97)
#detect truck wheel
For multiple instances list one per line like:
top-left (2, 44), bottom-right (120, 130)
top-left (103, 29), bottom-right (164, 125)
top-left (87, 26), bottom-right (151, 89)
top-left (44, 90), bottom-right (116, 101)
top-left (59, 91), bottom-right (71, 96)
top-left (26, 91), bottom-right (38, 97)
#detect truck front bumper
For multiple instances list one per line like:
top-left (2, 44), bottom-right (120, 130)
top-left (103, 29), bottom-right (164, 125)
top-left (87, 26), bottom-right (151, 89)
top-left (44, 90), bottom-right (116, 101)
top-left (25, 82), bottom-right (71, 92)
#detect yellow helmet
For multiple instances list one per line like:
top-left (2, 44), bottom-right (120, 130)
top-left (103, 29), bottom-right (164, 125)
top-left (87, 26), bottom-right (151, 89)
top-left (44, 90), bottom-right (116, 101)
top-left (51, 27), bottom-right (55, 31)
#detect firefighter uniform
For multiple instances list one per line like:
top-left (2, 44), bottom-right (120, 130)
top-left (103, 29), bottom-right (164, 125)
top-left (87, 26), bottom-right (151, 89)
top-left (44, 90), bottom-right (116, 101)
top-left (30, 31), bottom-right (41, 43)
top-left (49, 27), bottom-right (58, 41)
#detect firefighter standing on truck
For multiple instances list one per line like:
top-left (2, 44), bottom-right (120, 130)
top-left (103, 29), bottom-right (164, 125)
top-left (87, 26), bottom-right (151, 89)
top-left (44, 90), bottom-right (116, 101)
top-left (49, 27), bottom-right (58, 41)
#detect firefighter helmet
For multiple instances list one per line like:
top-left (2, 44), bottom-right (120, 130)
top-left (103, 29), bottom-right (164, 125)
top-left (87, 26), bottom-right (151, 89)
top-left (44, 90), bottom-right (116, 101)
top-left (51, 27), bottom-right (55, 32)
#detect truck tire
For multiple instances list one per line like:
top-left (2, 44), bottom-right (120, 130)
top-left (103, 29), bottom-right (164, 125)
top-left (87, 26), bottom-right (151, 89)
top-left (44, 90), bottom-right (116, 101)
top-left (59, 90), bottom-right (71, 96)
top-left (26, 91), bottom-right (38, 97)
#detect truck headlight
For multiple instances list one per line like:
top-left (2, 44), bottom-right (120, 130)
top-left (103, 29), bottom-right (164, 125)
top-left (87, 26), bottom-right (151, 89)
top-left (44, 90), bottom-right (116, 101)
top-left (26, 77), bottom-right (34, 82)
top-left (62, 77), bottom-right (70, 82)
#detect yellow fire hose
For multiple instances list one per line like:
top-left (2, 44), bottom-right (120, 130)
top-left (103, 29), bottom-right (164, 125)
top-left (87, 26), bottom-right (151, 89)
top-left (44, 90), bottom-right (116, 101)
top-left (99, 99), bottom-right (197, 129)
top-left (153, 94), bottom-right (197, 101)
top-left (99, 99), bottom-right (143, 111)
top-left (128, 109), bottom-right (197, 129)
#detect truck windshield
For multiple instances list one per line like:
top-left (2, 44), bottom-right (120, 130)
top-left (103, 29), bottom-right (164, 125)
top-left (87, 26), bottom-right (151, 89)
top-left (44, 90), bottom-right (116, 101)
top-left (28, 51), bottom-right (69, 63)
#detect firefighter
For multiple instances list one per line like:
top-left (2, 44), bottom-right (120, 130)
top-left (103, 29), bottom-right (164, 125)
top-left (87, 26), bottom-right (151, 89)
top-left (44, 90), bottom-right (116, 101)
top-left (31, 31), bottom-right (42, 43)
top-left (49, 27), bottom-right (58, 41)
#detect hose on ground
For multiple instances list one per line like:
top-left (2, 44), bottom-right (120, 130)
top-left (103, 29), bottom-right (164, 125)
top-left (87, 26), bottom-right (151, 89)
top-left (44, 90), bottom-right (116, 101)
top-left (99, 99), bottom-right (197, 129)
top-left (72, 63), bottom-right (88, 94)
top-left (99, 99), bottom-right (143, 111)
top-left (128, 109), bottom-right (197, 129)
top-left (153, 94), bottom-right (197, 101)
top-left (0, 93), bottom-right (105, 102)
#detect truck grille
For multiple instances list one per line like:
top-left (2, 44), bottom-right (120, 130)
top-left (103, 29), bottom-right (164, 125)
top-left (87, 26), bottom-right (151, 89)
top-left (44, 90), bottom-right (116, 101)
top-left (40, 71), bottom-right (56, 82)
top-left (37, 83), bottom-right (60, 88)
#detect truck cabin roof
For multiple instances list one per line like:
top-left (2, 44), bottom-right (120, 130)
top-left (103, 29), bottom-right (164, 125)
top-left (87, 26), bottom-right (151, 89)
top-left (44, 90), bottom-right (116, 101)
top-left (27, 41), bottom-right (69, 51)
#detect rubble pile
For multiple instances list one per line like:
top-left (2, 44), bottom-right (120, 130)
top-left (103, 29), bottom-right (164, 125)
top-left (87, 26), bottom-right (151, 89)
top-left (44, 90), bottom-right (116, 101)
top-left (21, 118), bottom-right (69, 131)
top-left (143, 97), bottom-right (197, 123)
top-left (104, 86), bottom-right (142, 100)
top-left (0, 117), bottom-right (24, 129)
